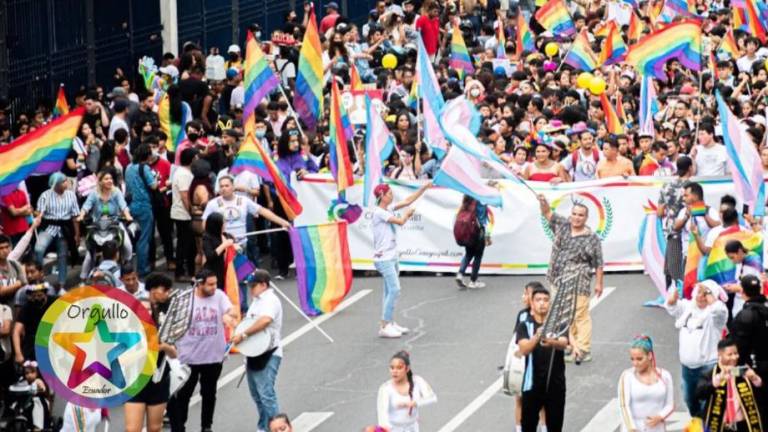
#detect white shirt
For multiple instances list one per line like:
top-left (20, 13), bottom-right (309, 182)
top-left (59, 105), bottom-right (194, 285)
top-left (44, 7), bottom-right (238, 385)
top-left (215, 169), bottom-right (261, 199)
top-left (665, 298), bottom-right (728, 368)
top-left (244, 288), bottom-right (283, 357)
top-left (618, 368), bottom-right (674, 432)
top-left (230, 86), bottom-right (244, 110)
top-left (170, 166), bottom-right (194, 221)
top-left (121, 281), bottom-right (148, 301)
top-left (377, 376), bottom-right (437, 431)
top-left (372, 206), bottom-right (398, 262)
top-left (202, 195), bottom-right (261, 244)
top-left (694, 144), bottom-right (729, 177)
top-left (108, 115), bottom-right (129, 140)
top-left (561, 148), bottom-right (603, 181)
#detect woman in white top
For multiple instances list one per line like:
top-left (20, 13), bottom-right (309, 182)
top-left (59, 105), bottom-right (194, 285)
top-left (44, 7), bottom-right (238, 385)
top-left (618, 335), bottom-right (674, 432)
top-left (377, 351), bottom-right (437, 432)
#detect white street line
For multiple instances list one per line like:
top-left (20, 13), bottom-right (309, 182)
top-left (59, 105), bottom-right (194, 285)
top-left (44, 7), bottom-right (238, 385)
top-left (292, 411), bottom-right (334, 432)
top-left (579, 398), bottom-right (620, 432)
top-left (437, 286), bottom-right (617, 432)
top-left (190, 289), bottom-right (372, 406)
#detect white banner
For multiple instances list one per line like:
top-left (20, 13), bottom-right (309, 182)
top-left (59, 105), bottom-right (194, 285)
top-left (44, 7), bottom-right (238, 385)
top-left (295, 175), bottom-right (740, 275)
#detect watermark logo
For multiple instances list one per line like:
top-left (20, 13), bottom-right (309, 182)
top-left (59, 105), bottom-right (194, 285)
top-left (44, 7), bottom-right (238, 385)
top-left (35, 285), bottom-right (158, 408)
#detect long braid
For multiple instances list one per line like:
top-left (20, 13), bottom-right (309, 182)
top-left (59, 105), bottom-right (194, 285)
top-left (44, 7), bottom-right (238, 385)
top-left (392, 351), bottom-right (415, 415)
top-left (407, 368), bottom-right (415, 415)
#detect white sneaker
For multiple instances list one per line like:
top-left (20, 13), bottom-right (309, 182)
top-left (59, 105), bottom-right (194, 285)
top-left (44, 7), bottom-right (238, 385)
top-left (455, 273), bottom-right (466, 289)
top-left (378, 323), bottom-right (402, 338)
top-left (467, 280), bottom-right (486, 289)
top-left (392, 322), bottom-right (410, 334)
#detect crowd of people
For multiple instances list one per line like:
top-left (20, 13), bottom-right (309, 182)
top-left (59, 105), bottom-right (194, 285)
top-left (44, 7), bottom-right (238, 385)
top-left (1, 0), bottom-right (768, 430)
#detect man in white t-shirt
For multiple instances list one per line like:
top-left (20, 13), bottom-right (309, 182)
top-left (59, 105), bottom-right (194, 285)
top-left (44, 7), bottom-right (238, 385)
top-left (690, 123), bottom-right (729, 177)
top-left (232, 269), bottom-right (283, 432)
top-left (371, 182), bottom-right (431, 338)
top-left (171, 148), bottom-right (197, 282)
top-left (561, 129), bottom-right (602, 181)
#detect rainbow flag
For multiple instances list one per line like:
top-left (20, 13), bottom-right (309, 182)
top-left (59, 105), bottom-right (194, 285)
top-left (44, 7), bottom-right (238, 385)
top-left (294, 7), bottom-right (324, 131)
top-left (564, 30), bottom-right (600, 71)
top-left (716, 91), bottom-right (766, 216)
top-left (683, 232), bottom-right (706, 298)
top-left (234, 253), bottom-right (256, 282)
top-left (638, 154), bottom-right (660, 176)
top-left (594, 21), bottom-right (613, 37)
top-left (745, 0), bottom-right (767, 43)
top-left (157, 94), bottom-right (191, 152)
top-left (406, 80), bottom-right (419, 110)
top-left (718, 29), bottom-right (740, 58)
top-left (599, 21), bottom-right (628, 66)
top-left (0, 108), bottom-right (84, 196)
top-left (534, 0), bottom-right (576, 37)
top-left (363, 95), bottom-right (396, 207)
top-left (628, 12), bottom-right (646, 41)
top-left (232, 118), bottom-right (303, 220)
top-left (288, 222), bottom-right (353, 316)
top-left (349, 62), bottom-right (364, 90)
top-left (417, 35), bottom-right (447, 158)
top-left (638, 201), bottom-right (667, 297)
top-left (704, 225), bottom-right (763, 285)
top-left (690, 201), bottom-right (707, 217)
top-left (433, 145), bottom-right (503, 207)
top-left (516, 14), bottom-right (536, 57)
top-left (328, 80), bottom-right (355, 192)
top-left (496, 19), bottom-right (507, 59)
top-left (626, 20), bottom-right (701, 81)
top-left (733, 7), bottom-right (748, 31)
top-left (223, 247), bottom-right (242, 321)
top-left (450, 25), bottom-right (475, 79)
top-left (52, 85), bottom-right (69, 118)
top-left (600, 94), bottom-right (625, 134)
top-left (243, 30), bottom-right (280, 123)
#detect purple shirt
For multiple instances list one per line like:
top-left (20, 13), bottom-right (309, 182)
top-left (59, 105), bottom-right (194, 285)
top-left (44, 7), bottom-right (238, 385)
top-left (275, 152), bottom-right (318, 185)
top-left (175, 289), bottom-right (233, 365)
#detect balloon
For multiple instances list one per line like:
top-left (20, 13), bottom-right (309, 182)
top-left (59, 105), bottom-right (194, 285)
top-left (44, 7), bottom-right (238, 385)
top-left (382, 53), bottom-right (398, 69)
top-left (577, 72), bottom-right (594, 89)
top-left (543, 61), bottom-right (557, 72)
top-left (545, 42), bottom-right (559, 57)
top-left (588, 76), bottom-right (607, 95)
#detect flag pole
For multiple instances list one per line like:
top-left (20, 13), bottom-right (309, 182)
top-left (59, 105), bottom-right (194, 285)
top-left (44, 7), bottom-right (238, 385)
top-left (555, 41), bottom-right (576, 72)
top-left (270, 281), bottom-right (335, 343)
top-left (271, 62), bottom-right (307, 138)
top-left (239, 227), bottom-right (288, 238)
top-left (693, 30), bottom-right (705, 141)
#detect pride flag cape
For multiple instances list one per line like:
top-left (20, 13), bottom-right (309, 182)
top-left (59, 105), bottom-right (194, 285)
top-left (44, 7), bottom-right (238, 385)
top-left (363, 95), bottom-right (396, 207)
top-left (638, 154), bottom-right (660, 176)
top-left (638, 201), bottom-right (667, 298)
top-left (599, 21), bottom-right (628, 66)
top-left (600, 94), bottom-right (625, 134)
top-left (0, 108), bottom-right (84, 196)
top-left (564, 30), bottom-right (600, 71)
top-left (243, 30), bottom-right (280, 123)
top-left (450, 24), bottom-right (475, 78)
top-left (417, 35), bottom-right (447, 158)
top-left (704, 225), bottom-right (763, 285)
top-left (223, 247), bottom-right (242, 321)
top-left (294, 7), bottom-right (324, 131)
top-left (516, 14), bottom-right (536, 57)
top-left (232, 118), bottom-right (303, 220)
top-left (535, 0), bottom-right (576, 37)
top-left (718, 29), bottom-right (740, 58)
top-left (328, 80), bottom-right (355, 192)
top-left (626, 20), bottom-right (702, 81)
top-left (289, 222), bottom-right (353, 316)
top-left (716, 91), bottom-right (766, 216)
top-left (52, 85), bottom-right (69, 118)
top-left (157, 94), bottom-right (191, 152)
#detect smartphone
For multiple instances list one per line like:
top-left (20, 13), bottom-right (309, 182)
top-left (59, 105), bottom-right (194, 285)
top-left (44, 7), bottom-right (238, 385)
top-left (732, 365), bottom-right (748, 378)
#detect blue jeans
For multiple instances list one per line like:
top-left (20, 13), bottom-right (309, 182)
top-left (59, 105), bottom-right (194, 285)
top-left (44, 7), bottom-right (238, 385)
top-left (681, 363), bottom-right (713, 416)
top-left (130, 204), bottom-right (154, 277)
top-left (34, 231), bottom-right (68, 287)
top-left (246, 355), bottom-right (281, 431)
top-left (374, 259), bottom-right (400, 323)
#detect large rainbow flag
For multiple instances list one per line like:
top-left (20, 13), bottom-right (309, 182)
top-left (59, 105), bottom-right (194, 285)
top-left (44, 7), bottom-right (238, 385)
top-left (243, 30), bottom-right (280, 123)
top-left (294, 7), bottom-right (324, 131)
top-left (450, 25), bottom-right (475, 78)
top-left (52, 85), bottom-right (69, 118)
top-left (625, 20), bottom-right (702, 81)
top-left (157, 94), bottom-right (191, 152)
top-left (231, 118), bottom-right (303, 220)
top-left (328, 80), bottom-right (355, 192)
top-left (704, 225), bottom-right (763, 285)
top-left (288, 222), bottom-right (353, 316)
top-left (600, 94), bottom-right (625, 134)
top-left (363, 95), bottom-right (396, 207)
top-left (534, 0), bottom-right (576, 37)
top-left (564, 30), bottom-right (600, 71)
top-left (0, 108), bottom-right (84, 196)
top-left (516, 14), bottom-right (536, 57)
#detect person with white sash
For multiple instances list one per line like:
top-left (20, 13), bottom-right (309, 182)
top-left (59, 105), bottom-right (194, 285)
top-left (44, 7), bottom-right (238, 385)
top-left (232, 269), bottom-right (283, 432)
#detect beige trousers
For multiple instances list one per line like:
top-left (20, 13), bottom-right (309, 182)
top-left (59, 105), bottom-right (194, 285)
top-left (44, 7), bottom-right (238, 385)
top-left (568, 294), bottom-right (592, 353)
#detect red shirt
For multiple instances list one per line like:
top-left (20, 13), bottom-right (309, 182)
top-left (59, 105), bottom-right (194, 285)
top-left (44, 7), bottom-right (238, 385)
top-left (149, 157), bottom-right (171, 190)
top-left (319, 12), bottom-right (339, 35)
top-left (0, 190), bottom-right (30, 236)
top-left (416, 16), bottom-right (440, 55)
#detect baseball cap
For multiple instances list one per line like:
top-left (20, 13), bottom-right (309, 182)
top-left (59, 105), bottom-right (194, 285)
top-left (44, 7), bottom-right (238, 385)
top-left (326, 1), bottom-right (339, 10)
top-left (227, 44), bottom-right (241, 54)
top-left (373, 184), bottom-right (390, 200)
top-left (159, 65), bottom-right (179, 79)
top-left (107, 87), bottom-right (127, 99)
top-left (226, 68), bottom-right (240, 80)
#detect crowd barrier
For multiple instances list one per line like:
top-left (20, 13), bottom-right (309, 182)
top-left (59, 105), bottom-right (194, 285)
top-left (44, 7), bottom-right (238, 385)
top-left (295, 174), bottom-right (740, 275)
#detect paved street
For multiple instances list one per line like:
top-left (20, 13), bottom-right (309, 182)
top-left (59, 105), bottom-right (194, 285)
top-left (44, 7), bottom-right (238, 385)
top-left (102, 271), bottom-right (690, 431)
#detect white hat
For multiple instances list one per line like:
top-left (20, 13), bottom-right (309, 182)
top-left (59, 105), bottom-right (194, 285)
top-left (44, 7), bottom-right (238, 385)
top-left (227, 44), bottom-right (241, 54)
top-left (159, 65), bottom-right (179, 79)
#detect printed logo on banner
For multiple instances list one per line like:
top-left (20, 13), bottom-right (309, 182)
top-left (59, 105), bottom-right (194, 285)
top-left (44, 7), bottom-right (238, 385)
top-left (540, 191), bottom-right (614, 241)
top-left (327, 198), bottom-right (363, 223)
top-left (35, 285), bottom-right (158, 408)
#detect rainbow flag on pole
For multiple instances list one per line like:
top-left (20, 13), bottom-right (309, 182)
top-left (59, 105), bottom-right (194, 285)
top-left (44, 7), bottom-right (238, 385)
top-left (564, 30), bottom-right (600, 71)
top-left (626, 20), bottom-right (702, 81)
top-left (349, 62), bottom-right (364, 91)
top-left (704, 225), bottom-right (763, 285)
top-left (363, 95), bottom-right (396, 207)
top-left (598, 21), bottom-right (628, 66)
top-left (52, 85), bottom-right (69, 118)
top-left (450, 25), bottom-right (475, 78)
top-left (716, 91), bottom-right (766, 216)
top-left (328, 80), bottom-right (355, 192)
top-left (157, 94), bottom-right (191, 152)
top-left (718, 29), bottom-right (740, 58)
top-left (600, 94), bottom-right (625, 135)
top-left (496, 18), bottom-right (507, 59)
top-left (0, 108), bottom-right (83, 196)
top-left (417, 35), bottom-right (447, 158)
top-left (243, 30), bottom-right (280, 123)
top-left (289, 222), bottom-right (353, 316)
top-left (223, 247), bottom-right (242, 321)
top-left (745, 0), bottom-right (767, 43)
top-left (628, 12), bottom-right (646, 41)
top-left (534, 0), bottom-right (576, 37)
top-left (516, 14), bottom-right (536, 57)
top-left (294, 7), bottom-right (324, 131)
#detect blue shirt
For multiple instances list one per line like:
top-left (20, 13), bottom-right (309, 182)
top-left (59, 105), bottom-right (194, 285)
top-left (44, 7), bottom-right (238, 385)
top-left (81, 189), bottom-right (128, 222)
top-left (124, 163), bottom-right (157, 208)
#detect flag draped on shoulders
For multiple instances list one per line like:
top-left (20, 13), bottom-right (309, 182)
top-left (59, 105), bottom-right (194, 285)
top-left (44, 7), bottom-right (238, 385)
top-left (158, 94), bottom-right (191, 152)
top-left (704, 226), bottom-right (763, 285)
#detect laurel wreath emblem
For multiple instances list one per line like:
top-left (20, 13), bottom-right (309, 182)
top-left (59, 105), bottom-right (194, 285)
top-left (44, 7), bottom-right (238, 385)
top-left (540, 196), bottom-right (613, 242)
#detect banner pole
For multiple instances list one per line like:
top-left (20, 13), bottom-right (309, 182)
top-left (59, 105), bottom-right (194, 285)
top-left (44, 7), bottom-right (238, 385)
top-left (270, 282), bottom-right (334, 343)
top-left (238, 227), bottom-right (288, 238)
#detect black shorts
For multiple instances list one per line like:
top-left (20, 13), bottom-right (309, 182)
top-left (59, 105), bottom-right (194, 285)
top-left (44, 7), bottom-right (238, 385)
top-left (129, 368), bottom-right (170, 406)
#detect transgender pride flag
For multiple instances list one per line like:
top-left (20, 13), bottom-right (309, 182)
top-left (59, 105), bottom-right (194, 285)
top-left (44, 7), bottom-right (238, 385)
top-left (363, 96), bottom-right (395, 207)
top-left (416, 35), bottom-right (447, 158)
top-left (433, 146), bottom-right (503, 208)
top-left (716, 91), bottom-right (766, 216)
top-left (638, 201), bottom-right (667, 297)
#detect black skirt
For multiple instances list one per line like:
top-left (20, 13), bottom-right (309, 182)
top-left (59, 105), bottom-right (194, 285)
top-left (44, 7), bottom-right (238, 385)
top-left (129, 365), bottom-right (170, 406)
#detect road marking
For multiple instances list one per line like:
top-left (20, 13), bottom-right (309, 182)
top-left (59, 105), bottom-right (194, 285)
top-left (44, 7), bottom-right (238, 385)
top-left (580, 398), bottom-right (690, 431)
top-left (437, 286), bottom-right (616, 432)
top-left (190, 289), bottom-right (372, 406)
top-left (292, 411), bottom-right (334, 431)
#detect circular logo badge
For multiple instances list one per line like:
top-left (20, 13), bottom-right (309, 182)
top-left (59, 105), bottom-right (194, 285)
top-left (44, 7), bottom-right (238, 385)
top-left (35, 285), bottom-right (158, 408)
top-left (540, 191), bottom-right (613, 241)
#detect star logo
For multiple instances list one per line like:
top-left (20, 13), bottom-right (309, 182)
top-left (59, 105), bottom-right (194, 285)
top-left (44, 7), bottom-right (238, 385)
top-left (52, 304), bottom-right (141, 389)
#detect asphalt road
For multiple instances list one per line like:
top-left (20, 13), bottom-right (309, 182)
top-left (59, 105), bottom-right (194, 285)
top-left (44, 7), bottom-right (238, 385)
top-left (94, 271), bottom-right (692, 432)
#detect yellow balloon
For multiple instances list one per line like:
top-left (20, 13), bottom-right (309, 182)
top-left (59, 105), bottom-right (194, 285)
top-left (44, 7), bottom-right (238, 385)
top-left (382, 53), bottom-right (398, 70)
top-left (588, 76), bottom-right (607, 95)
top-left (576, 72), bottom-right (594, 89)
top-left (765, 58), bottom-right (768, 72)
top-left (545, 42), bottom-right (559, 57)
